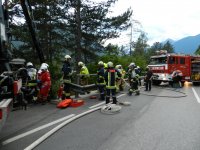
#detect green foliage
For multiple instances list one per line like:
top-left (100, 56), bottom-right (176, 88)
top-left (7, 0), bottom-right (140, 98)
top-left (195, 45), bottom-right (200, 55)
top-left (162, 41), bottom-right (174, 53)
top-left (132, 32), bottom-right (148, 56)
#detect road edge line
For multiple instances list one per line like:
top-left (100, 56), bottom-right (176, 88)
top-left (192, 87), bottom-right (200, 103)
top-left (2, 114), bottom-right (75, 145)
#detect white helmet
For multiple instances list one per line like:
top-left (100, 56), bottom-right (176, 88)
top-left (107, 61), bottom-right (113, 68)
top-left (98, 61), bottom-right (104, 66)
top-left (78, 61), bottom-right (84, 66)
top-left (40, 64), bottom-right (48, 70)
top-left (65, 55), bottom-right (71, 60)
top-left (41, 63), bottom-right (49, 67)
top-left (40, 63), bottom-right (49, 69)
top-left (26, 62), bottom-right (33, 67)
top-left (129, 62), bottom-right (135, 68)
top-left (118, 65), bottom-right (122, 69)
top-left (115, 65), bottom-right (120, 69)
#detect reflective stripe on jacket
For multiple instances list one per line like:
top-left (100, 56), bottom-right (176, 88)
top-left (105, 68), bottom-right (121, 89)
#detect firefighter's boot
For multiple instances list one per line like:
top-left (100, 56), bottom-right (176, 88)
top-left (100, 94), bottom-right (105, 101)
top-left (106, 96), bottom-right (110, 104)
top-left (112, 96), bottom-right (117, 104)
top-left (135, 90), bottom-right (140, 95)
top-left (128, 89), bottom-right (133, 96)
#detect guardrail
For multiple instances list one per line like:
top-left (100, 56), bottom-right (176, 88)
top-left (72, 74), bottom-right (98, 98)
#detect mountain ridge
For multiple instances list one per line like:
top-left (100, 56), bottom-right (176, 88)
top-left (163, 34), bottom-right (200, 54)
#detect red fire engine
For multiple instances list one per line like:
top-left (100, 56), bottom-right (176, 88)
top-left (148, 50), bottom-right (200, 86)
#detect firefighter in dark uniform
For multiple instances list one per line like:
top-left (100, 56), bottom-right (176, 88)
top-left (61, 55), bottom-right (72, 99)
top-left (97, 61), bottom-right (106, 100)
top-left (104, 61), bottom-right (121, 104)
top-left (26, 62), bottom-right (38, 102)
top-left (144, 66), bottom-right (153, 91)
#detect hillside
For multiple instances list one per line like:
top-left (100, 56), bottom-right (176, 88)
top-left (173, 34), bottom-right (200, 54)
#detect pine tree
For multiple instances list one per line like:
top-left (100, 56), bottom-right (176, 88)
top-left (62, 0), bottom-right (133, 65)
top-left (162, 41), bottom-right (174, 53)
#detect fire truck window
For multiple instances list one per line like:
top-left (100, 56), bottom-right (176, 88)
top-left (180, 58), bottom-right (185, 64)
top-left (176, 57), bottom-right (178, 64)
top-left (169, 57), bottom-right (175, 64)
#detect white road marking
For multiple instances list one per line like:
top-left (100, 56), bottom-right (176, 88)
top-left (89, 102), bottom-right (105, 109)
top-left (192, 87), bottom-right (200, 103)
top-left (2, 114), bottom-right (75, 145)
top-left (89, 93), bottom-right (126, 109)
top-left (24, 107), bottom-right (101, 150)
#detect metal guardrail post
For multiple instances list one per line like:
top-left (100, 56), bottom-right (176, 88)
top-left (74, 74), bottom-right (97, 98)
top-left (75, 75), bottom-right (80, 98)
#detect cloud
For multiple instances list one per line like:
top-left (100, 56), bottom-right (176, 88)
top-left (109, 0), bottom-right (200, 45)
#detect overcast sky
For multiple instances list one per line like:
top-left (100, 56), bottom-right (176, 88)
top-left (108, 0), bottom-right (200, 46)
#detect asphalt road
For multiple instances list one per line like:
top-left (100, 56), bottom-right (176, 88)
top-left (1, 82), bottom-right (200, 150)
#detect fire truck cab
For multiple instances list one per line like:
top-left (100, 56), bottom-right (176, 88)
top-left (148, 50), bottom-right (200, 86)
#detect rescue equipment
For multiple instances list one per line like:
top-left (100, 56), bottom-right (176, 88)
top-left (57, 99), bottom-right (73, 108)
top-left (100, 104), bottom-right (121, 115)
top-left (57, 99), bottom-right (84, 108)
top-left (70, 100), bottom-right (84, 107)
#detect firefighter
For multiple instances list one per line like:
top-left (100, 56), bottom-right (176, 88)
top-left (171, 69), bottom-right (183, 88)
top-left (26, 62), bottom-right (38, 102)
top-left (37, 63), bottom-right (49, 79)
top-left (78, 61), bottom-right (90, 86)
top-left (104, 63), bottom-right (108, 70)
top-left (118, 64), bottom-right (126, 91)
top-left (127, 62), bottom-right (140, 95)
top-left (135, 66), bottom-right (142, 86)
top-left (97, 61), bottom-right (106, 100)
top-left (104, 61), bottom-right (121, 104)
top-left (61, 55), bottom-right (72, 99)
top-left (38, 64), bottom-right (51, 105)
top-left (144, 66), bottom-right (153, 91)
top-left (115, 65), bottom-right (121, 92)
top-left (115, 65), bottom-right (125, 91)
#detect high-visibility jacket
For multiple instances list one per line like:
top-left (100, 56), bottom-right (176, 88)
top-left (117, 68), bottom-right (126, 79)
top-left (80, 65), bottom-right (89, 78)
top-left (105, 68), bottom-right (121, 89)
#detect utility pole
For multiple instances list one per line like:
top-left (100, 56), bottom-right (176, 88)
top-left (75, 0), bottom-right (82, 70)
top-left (20, 0), bottom-right (45, 64)
top-left (130, 23), bottom-right (132, 56)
